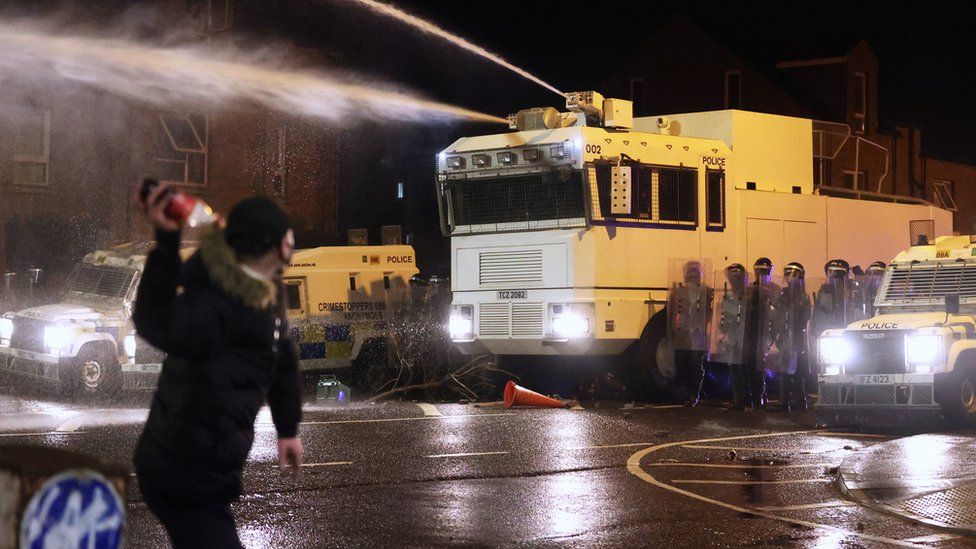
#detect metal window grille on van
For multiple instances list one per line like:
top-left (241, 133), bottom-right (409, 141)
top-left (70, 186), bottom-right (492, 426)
top-left (877, 261), bottom-right (976, 307)
top-left (589, 162), bottom-right (697, 227)
top-left (64, 265), bottom-right (136, 298)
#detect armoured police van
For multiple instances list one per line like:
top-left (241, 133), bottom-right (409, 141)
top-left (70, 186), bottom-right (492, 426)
top-left (817, 235), bottom-right (976, 426)
top-left (282, 245), bottom-right (419, 391)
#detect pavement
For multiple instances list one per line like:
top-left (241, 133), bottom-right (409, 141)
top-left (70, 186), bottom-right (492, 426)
top-left (838, 433), bottom-right (976, 536)
top-left (2, 386), bottom-right (976, 547)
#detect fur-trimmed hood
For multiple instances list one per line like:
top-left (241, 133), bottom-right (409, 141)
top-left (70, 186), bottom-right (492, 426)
top-left (198, 227), bottom-right (277, 311)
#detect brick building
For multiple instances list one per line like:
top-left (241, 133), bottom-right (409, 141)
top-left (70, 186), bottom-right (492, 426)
top-left (605, 17), bottom-right (975, 234)
top-left (0, 0), bottom-right (340, 290)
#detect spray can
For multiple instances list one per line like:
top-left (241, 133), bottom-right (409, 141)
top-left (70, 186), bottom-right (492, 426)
top-left (139, 177), bottom-right (217, 228)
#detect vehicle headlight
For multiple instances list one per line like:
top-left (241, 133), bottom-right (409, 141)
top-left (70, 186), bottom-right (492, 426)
top-left (124, 334), bottom-right (137, 358)
top-left (446, 156), bottom-right (465, 169)
top-left (818, 336), bottom-right (852, 371)
top-left (906, 334), bottom-right (943, 371)
top-left (43, 325), bottom-right (74, 352)
top-left (549, 303), bottom-right (593, 339)
top-left (449, 305), bottom-right (474, 341)
top-left (0, 317), bottom-right (13, 341)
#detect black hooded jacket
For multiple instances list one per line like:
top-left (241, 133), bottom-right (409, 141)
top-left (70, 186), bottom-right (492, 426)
top-left (133, 228), bottom-right (301, 505)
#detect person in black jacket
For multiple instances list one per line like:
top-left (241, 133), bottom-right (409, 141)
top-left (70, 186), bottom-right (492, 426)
top-left (132, 184), bottom-right (303, 549)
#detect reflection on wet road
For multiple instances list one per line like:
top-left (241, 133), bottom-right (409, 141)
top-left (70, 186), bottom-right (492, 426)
top-left (1, 387), bottom-right (973, 547)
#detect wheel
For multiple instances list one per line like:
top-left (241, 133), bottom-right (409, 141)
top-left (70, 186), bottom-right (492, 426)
top-left (633, 311), bottom-right (689, 402)
top-left (352, 341), bottom-right (395, 395)
top-left (60, 344), bottom-right (122, 397)
top-left (940, 366), bottom-right (976, 427)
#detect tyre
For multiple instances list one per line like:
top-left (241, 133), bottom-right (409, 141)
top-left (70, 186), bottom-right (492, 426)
top-left (352, 340), bottom-right (395, 395)
top-left (633, 311), bottom-right (689, 402)
top-left (60, 344), bottom-right (122, 397)
top-left (939, 366), bottom-right (976, 428)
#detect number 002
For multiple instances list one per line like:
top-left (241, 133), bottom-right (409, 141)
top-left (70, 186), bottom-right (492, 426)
top-left (585, 144), bottom-right (601, 154)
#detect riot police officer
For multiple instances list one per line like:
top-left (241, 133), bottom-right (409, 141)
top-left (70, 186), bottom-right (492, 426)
top-left (812, 259), bottom-right (852, 338)
top-left (769, 262), bottom-right (811, 411)
top-left (861, 261), bottom-right (886, 318)
top-left (668, 260), bottom-right (712, 407)
top-left (745, 257), bottom-right (776, 408)
top-left (712, 263), bottom-right (752, 409)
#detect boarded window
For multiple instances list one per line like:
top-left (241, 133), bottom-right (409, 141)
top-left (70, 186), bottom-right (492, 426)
top-left (156, 114), bottom-right (207, 185)
top-left (9, 107), bottom-right (50, 187)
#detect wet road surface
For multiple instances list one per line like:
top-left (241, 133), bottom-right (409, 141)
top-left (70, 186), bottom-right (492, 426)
top-left (1, 388), bottom-right (974, 548)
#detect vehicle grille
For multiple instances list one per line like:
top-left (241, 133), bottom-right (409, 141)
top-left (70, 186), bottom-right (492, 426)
top-left (879, 262), bottom-right (976, 306)
top-left (478, 302), bottom-right (544, 338)
top-left (818, 383), bottom-right (935, 406)
top-left (845, 331), bottom-right (906, 374)
top-left (479, 249), bottom-right (543, 287)
top-left (10, 317), bottom-right (48, 354)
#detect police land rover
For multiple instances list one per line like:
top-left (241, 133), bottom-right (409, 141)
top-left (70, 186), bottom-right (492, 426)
top-left (0, 242), bottom-right (179, 395)
top-left (817, 235), bottom-right (976, 426)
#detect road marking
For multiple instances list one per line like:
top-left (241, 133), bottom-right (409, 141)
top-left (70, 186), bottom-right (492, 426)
top-left (626, 429), bottom-right (919, 548)
top-left (817, 432), bottom-right (891, 439)
top-left (300, 461), bottom-right (353, 468)
top-left (672, 478), bottom-right (831, 486)
top-left (416, 403), bottom-right (442, 417)
top-left (755, 501), bottom-right (856, 511)
top-left (901, 533), bottom-right (959, 543)
top-left (300, 413), bottom-right (515, 426)
top-left (426, 451), bottom-right (509, 459)
top-left (55, 414), bottom-right (87, 432)
top-left (650, 404), bottom-right (684, 410)
top-left (647, 462), bottom-right (835, 470)
top-left (568, 442), bottom-right (656, 450)
top-left (0, 431), bottom-right (85, 438)
top-left (681, 444), bottom-right (857, 453)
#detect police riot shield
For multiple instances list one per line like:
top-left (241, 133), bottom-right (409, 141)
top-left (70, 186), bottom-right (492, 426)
top-left (755, 275), bottom-right (783, 372)
top-left (708, 270), bottom-right (752, 365)
top-left (667, 259), bottom-right (713, 353)
top-left (811, 275), bottom-right (852, 338)
top-left (850, 273), bottom-right (883, 321)
top-left (761, 277), bottom-right (811, 374)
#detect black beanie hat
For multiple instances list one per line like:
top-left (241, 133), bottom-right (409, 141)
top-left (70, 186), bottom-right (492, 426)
top-left (225, 197), bottom-right (289, 255)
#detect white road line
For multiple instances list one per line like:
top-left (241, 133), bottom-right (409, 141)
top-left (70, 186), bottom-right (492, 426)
top-left (627, 429), bottom-right (920, 548)
top-left (55, 415), bottom-right (87, 432)
top-left (300, 413), bottom-right (514, 426)
top-left (817, 432), bottom-right (892, 439)
top-left (902, 533), bottom-right (959, 544)
top-left (755, 501), bottom-right (857, 511)
top-left (647, 462), bottom-right (835, 470)
top-left (426, 451), bottom-right (509, 459)
top-left (672, 478), bottom-right (831, 486)
top-left (681, 444), bottom-right (857, 453)
top-left (416, 403), bottom-right (442, 417)
top-left (650, 404), bottom-right (684, 410)
top-left (568, 442), bottom-right (656, 450)
top-left (0, 431), bottom-right (85, 438)
top-left (300, 461), bottom-right (353, 468)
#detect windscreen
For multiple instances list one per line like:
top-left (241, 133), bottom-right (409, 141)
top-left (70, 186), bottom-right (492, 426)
top-left (441, 170), bottom-right (586, 235)
top-left (64, 264), bottom-right (137, 299)
top-left (877, 262), bottom-right (976, 307)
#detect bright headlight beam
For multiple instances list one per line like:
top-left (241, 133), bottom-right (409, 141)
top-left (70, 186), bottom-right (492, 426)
top-left (819, 337), bottom-right (852, 367)
top-left (0, 318), bottom-right (13, 340)
top-left (44, 325), bottom-right (73, 351)
top-left (552, 313), bottom-right (589, 338)
top-left (906, 335), bottom-right (942, 366)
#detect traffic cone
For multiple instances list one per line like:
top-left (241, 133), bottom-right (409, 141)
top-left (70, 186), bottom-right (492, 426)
top-left (503, 381), bottom-right (567, 409)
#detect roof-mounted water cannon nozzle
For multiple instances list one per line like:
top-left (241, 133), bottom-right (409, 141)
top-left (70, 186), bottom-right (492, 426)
top-left (507, 107), bottom-right (561, 132)
top-left (565, 91), bottom-right (605, 118)
top-left (565, 91), bottom-right (633, 129)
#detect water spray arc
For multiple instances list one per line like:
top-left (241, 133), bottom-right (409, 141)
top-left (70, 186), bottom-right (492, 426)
top-left (0, 23), bottom-right (509, 126)
top-left (339, 0), bottom-right (565, 98)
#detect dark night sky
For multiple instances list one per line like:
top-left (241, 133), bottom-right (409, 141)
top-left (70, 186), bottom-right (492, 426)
top-left (237, 0), bottom-right (976, 164)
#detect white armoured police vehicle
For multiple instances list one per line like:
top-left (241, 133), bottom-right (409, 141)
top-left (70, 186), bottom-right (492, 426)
top-left (0, 242), bottom-right (171, 394)
top-left (438, 91), bottom-right (953, 399)
top-left (817, 236), bottom-right (976, 426)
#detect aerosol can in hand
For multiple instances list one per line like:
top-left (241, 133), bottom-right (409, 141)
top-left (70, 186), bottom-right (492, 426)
top-left (140, 177), bottom-right (218, 227)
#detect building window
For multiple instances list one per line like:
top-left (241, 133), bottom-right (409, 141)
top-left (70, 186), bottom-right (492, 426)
top-left (705, 170), bottom-right (725, 230)
top-left (208, 0), bottom-right (232, 32)
top-left (725, 70), bottom-right (741, 109)
top-left (843, 170), bottom-right (866, 190)
top-left (396, 181), bottom-right (405, 200)
top-left (268, 125), bottom-right (287, 196)
top-left (156, 114), bottom-right (208, 186)
top-left (629, 78), bottom-right (646, 115)
top-left (933, 179), bottom-right (958, 212)
top-left (853, 72), bottom-right (867, 134)
top-left (10, 108), bottom-right (51, 187)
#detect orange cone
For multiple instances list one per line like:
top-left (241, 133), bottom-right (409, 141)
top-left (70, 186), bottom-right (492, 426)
top-left (503, 381), bottom-right (567, 409)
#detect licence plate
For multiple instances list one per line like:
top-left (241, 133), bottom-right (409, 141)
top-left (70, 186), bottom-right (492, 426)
top-left (497, 290), bottom-right (527, 300)
top-left (856, 374), bottom-right (892, 385)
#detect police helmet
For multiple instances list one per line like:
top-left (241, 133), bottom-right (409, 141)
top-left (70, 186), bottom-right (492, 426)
top-left (867, 261), bottom-right (887, 274)
top-left (824, 258), bottom-right (850, 277)
top-left (784, 262), bottom-right (805, 280)
top-left (725, 263), bottom-right (745, 274)
top-left (753, 257), bottom-right (773, 276)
